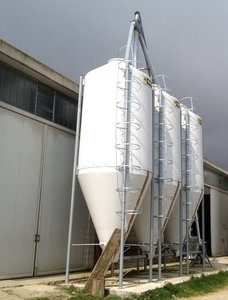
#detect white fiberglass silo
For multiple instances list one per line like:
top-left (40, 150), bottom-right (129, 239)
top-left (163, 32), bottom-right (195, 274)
top-left (164, 106), bottom-right (204, 250)
top-left (134, 85), bottom-right (181, 252)
top-left (78, 59), bottom-right (152, 247)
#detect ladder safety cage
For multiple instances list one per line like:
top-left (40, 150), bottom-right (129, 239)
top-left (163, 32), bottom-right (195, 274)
top-left (117, 11), bottom-right (156, 289)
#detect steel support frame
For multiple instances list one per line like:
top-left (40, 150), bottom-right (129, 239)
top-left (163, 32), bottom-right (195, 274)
top-left (149, 179), bottom-right (155, 282)
top-left (118, 18), bottom-right (134, 290)
top-left (118, 60), bottom-right (132, 290)
top-left (180, 108), bottom-right (205, 276)
top-left (65, 76), bottom-right (84, 284)
top-left (157, 89), bottom-right (165, 281)
top-left (179, 191), bottom-right (184, 275)
top-left (119, 11), bottom-right (156, 289)
top-left (185, 110), bottom-right (191, 275)
top-left (149, 75), bottom-right (156, 282)
top-left (201, 195), bottom-right (206, 272)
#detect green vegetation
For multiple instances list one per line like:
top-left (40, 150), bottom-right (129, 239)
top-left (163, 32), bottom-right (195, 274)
top-left (67, 271), bottom-right (228, 299)
top-left (139, 271), bottom-right (228, 299)
top-left (67, 285), bottom-right (127, 300)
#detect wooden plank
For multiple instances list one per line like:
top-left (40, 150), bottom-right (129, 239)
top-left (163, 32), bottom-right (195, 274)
top-left (84, 228), bottom-right (121, 296)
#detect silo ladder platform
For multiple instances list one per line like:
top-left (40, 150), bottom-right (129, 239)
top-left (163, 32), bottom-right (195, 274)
top-left (84, 228), bottom-right (121, 297)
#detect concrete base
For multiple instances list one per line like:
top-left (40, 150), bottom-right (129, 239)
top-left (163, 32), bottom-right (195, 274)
top-left (0, 256), bottom-right (227, 299)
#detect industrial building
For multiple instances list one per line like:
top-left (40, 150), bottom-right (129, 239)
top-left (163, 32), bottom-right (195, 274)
top-left (0, 39), bottom-right (94, 280)
top-left (0, 39), bottom-right (227, 281)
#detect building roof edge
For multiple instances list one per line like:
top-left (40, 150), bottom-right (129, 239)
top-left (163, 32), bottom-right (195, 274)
top-left (0, 39), bottom-right (79, 94)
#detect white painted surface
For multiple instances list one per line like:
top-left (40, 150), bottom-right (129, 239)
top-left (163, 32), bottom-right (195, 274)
top-left (134, 87), bottom-right (181, 251)
top-left (0, 106), bottom-right (92, 278)
top-left (165, 107), bottom-right (204, 249)
top-left (0, 107), bottom-right (43, 279)
top-left (35, 127), bottom-right (90, 275)
top-left (153, 86), bottom-right (181, 183)
top-left (210, 188), bottom-right (228, 256)
top-left (78, 59), bottom-right (152, 245)
top-left (186, 109), bottom-right (204, 191)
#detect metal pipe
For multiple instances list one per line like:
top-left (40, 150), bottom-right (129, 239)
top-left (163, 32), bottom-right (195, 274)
top-left (149, 85), bottom-right (155, 282)
top-left (138, 35), bottom-right (156, 82)
top-left (125, 243), bottom-right (151, 247)
top-left (124, 254), bottom-right (148, 260)
top-left (158, 89), bottom-right (164, 281)
top-left (132, 30), bottom-right (139, 68)
top-left (119, 11), bottom-right (156, 288)
top-left (124, 21), bottom-right (135, 61)
top-left (179, 107), bottom-right (184, 276)
top-left (185, 111), bottom-right (190, 275)
top-left (119, 184), bottom-right (126, 289)
top-left (118, 17), bottom-right (136, 290)
top-left (149, 181), bottom-right (154, 282)
top-left (195, 213), bottom-right (201, 246)
top-left (132, 12), bottom-right (156, 80)
top-left (136, 247), bottom-right (140, 272)
top-left (119, 62), bottom-right (132, 290)
top-left (179, 190), bottom-right (184, 276)
top-left (65, 76), bottom-right (84, 284)
top-left (72, 243), bottom-right (104, 247)
top-left (202, 193), bottom-right (205, 272)
top-left (181, 251), bottom-right (202, 254)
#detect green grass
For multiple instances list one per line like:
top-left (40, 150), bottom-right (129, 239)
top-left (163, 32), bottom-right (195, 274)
top-left (139, 271), bottom-right (228, 299)
top-left (68, 271), bottom-right (228, 299)
top-left (67, 285), bottom-right (127, 300)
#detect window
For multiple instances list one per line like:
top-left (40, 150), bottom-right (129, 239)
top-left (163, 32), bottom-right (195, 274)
top-left (0, 62), bottom-right (77, 130)
top-left (0, 62), bottom-right (36, 113)
top-left (54, 92), bottom-right (77, 130)
top-left (36, 83), bottom-right (54, 121)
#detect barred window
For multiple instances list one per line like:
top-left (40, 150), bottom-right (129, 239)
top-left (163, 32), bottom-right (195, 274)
top-left (0, 62), bottom-right (36, 113)
top-left (36, 83), bottom-right (54, 121)
top-left (0, 62), bottom-right (77, 130)
top-left (54, 92), bottom-right (77, 130)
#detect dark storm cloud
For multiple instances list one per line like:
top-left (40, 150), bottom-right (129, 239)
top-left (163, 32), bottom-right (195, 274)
top-left (0, 0), bottom-right (228, 167)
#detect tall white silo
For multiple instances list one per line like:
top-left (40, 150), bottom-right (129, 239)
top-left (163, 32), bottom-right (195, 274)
top-left (164, 105), bottom-right (204, 251)
top-left (78, 59), bottom-right (153, 246)
top-left (134, 85), bottom-right (181, 252)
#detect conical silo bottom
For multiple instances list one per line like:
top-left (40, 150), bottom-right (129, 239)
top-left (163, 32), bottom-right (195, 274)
top-left (134, 181), bottom-right (180, 254)
top-left (78, 167), bottom-right (151, 248)
top-left (164, 189), bottom-right (204, 253)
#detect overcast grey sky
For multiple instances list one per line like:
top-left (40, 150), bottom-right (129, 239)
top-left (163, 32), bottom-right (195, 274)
top-left (0, 0), bottom-right (228, 168)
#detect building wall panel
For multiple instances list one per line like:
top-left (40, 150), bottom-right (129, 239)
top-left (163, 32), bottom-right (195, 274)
top-left (0, 106), bottom-right (93, 279)
top-left (0, 107), bottom-right (44, 279)
top-left (35, 126), bottom-right (90, 275)
top-left (210, 188), bottom-right (228, 256)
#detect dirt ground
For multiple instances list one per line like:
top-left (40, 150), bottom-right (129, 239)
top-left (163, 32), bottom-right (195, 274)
top-left (183, 286), bottom-right (228, 300)
top-left (0, 283), bottom-right (68, 299)
top-left (1, 284), bottom-right (228, 299)
top-left (0, 256), bottom-right (227, 299)
top-left (0, 282), bottom-right (228, 299)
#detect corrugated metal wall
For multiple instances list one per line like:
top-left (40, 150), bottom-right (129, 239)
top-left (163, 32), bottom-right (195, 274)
top-left (0, 105), bottom-right (94, 279)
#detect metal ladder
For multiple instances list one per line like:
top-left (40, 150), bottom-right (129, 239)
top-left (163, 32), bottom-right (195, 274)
top-left (152, 84), bottom-right (177, 280)
top-left (115, 11), bottom-right (156, 289)
top-left (180, 99), bottom-right (204, 275)
top-left (115, 59), bottom-right (143, 289)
